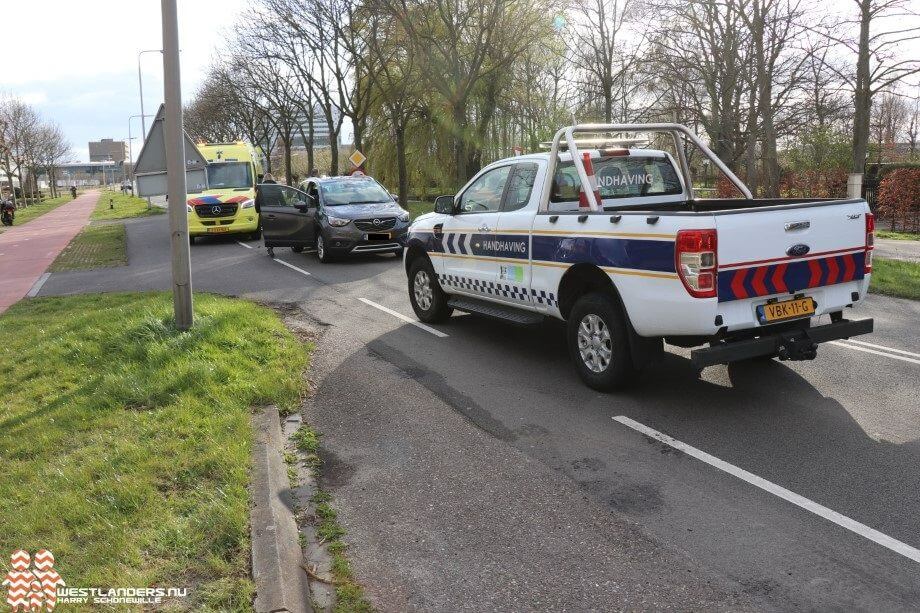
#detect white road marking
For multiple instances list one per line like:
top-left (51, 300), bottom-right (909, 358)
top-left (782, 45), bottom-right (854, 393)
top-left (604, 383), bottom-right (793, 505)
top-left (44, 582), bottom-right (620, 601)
top-left (27, 272), bottom-right (51, 297)
top-left (274, 259), bottom-right (312, 276)
top-left (236, 241), bottom-right (253, 249)
top-left (613, 415), bottom-right (920, 565)
top-left (829, 341), bottom-right (920, 366)
top-left (841, 339), bottom-right (920, 359)
top-left (358, 298), bottom-right (449, 338)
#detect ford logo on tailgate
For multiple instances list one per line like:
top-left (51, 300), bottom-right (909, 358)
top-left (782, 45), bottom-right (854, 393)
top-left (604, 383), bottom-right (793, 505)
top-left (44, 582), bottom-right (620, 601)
top-left (787, 243), bottom-right (810, 257)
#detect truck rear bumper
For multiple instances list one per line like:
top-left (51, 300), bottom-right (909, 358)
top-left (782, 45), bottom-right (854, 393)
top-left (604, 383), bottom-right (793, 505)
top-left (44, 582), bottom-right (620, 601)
top-left (690, 317), bottom-right (873, 368)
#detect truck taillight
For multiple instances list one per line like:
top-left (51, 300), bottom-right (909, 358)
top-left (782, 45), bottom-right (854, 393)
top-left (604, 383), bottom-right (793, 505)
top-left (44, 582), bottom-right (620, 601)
top-left (676, 229), bottom-right (717, 298)
top-left (865, 212), bottom-right (874, 274)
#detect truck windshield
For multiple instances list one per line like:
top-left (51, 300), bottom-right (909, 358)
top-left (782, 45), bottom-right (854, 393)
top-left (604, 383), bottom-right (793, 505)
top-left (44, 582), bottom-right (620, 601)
top-left (551, 155), bottom-right (682, 203)
top-left (206, 162), bottom-right (252, 189)
top-left (320, 178), bottom-right (391, 206)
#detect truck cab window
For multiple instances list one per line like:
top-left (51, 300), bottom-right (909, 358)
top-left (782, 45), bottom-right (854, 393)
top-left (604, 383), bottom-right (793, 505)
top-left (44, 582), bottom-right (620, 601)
top-left (458, 165), bottom-right (512, 214)
top-left (503, 163), bottom-right (538, 212)
top-left (550, 155), bottom-right (683, 206)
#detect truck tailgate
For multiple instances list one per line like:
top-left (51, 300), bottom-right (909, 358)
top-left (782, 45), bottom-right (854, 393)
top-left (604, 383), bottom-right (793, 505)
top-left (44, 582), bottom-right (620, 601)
top-left (714, 199), bottom-right (870, 330)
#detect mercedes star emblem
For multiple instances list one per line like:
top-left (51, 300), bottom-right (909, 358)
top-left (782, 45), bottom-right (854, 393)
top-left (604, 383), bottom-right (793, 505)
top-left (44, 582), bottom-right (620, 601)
top-left (211, 205), bottom-right (222, 215)
top-left (373, 218), bottom-right (382, 226)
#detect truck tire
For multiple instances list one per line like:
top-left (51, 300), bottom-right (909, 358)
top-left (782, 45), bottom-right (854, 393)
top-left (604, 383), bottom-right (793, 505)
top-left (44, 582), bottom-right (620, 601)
top-left (567, 292), bottom-right (635, 391)
top-left (408, 257), bottom-right (452, 323)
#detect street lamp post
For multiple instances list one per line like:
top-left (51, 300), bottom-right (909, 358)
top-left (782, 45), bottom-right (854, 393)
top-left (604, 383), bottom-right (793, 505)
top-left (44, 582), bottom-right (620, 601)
top-left (129, 113), bottom-right (153, 206)
top-left (137, 49), bottom-right (162, 138)
top-left (161, 0), bottom-right (193, 330)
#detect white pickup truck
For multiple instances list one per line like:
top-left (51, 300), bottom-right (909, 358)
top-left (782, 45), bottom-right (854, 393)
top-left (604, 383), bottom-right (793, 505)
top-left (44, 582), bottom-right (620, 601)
top-left (404, 124), bottom-right (874, 390)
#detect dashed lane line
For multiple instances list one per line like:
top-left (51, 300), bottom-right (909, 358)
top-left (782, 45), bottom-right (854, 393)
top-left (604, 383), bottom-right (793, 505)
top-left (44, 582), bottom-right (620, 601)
top-left (840, 339), bottom-right (920, 359)
top-left (358, 298), bottom-right (449, 338)
top-left (236, 241), bottom-right (253, 249)
top-left (613, 415), bottom-right (920, 565)
top-left (829, 341), bottom-right (920, 366)
top-left (274, 258), bottom-right (312, 277)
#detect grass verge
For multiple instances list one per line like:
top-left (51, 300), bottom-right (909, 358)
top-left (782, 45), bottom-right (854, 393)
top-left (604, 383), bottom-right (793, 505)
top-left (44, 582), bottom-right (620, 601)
top-left (876, 230), bottom-right (919, 241)
top-left (0, 292), bottom-right (310, 611)
top-left (49, 223), bottom-right (127, 271)
top-left (92, 190), bottom-right (165, 221)
top-left (293, 425), bottom-right (372, 612)
top-left (869, 257), bottom-right (920, 301)
top-left (406, 200), bottom-right (433, 220)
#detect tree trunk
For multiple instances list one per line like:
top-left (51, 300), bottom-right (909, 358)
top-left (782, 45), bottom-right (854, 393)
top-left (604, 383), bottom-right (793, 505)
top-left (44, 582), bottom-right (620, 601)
top-left (396, 124), bottom-right (408, 207)
top-left (452, 104), bottom-right (468, 185)
top-left (850, 1), bottom-right (871, 175)
top-left (307, 110), bottom-right (315, 173)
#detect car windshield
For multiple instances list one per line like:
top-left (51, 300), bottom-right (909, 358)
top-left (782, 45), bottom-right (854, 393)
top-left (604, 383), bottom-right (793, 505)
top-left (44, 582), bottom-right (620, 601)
top-left (320, 179), bottom-right (391, 206)
top-left (206, 162), bottom-right (252, 189)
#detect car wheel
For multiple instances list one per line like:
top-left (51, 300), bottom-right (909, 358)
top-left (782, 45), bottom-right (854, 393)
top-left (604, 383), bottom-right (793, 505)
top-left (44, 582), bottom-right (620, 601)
top-left (567, 292), bottom-right (635, 391)
top-left (408, 257), bottom-right (452, 323)
top-left (316, 233), bottom-right (335, 263)
top-left (291, 246), bottom-right (304, 253)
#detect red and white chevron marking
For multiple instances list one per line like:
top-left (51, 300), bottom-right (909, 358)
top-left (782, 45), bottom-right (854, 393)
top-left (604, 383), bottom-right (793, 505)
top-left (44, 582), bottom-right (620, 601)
top-left (33, 550), bottom-right (54, 572)
top-left (3, 570), bottom-right (40, 608)
top-left (9, 550), bottom-right (29, 571)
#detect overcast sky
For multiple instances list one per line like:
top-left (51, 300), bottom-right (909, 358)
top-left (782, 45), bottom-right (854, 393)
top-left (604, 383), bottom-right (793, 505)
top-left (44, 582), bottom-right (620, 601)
top-left (3, 0), bottom-right (249, 162)
top-left (2, 1), bottom-right (917, 164)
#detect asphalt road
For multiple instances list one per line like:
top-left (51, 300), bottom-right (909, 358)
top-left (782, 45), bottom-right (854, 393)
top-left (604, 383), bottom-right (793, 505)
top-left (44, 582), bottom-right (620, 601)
top-left (41, 216), bottom-right (920, 611)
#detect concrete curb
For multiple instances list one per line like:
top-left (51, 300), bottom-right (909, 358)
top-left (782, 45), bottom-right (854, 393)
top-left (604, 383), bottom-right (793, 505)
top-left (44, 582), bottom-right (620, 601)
top-left (251, 406), bottom-right (313, 613)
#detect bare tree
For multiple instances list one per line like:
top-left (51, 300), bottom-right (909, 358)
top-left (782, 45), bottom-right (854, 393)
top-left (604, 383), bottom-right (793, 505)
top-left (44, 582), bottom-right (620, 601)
top-left (822, 0), bottom-right (920, 175)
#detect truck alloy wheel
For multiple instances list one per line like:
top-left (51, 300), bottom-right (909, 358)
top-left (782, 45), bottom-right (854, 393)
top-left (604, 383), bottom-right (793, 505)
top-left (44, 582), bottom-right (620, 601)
top-left (408, 258), bottom-right (452, 323)
top-left (567, 293), bottom-right (635, 391)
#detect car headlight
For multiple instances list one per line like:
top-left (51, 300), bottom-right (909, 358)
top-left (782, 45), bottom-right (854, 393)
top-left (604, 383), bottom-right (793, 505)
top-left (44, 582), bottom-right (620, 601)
top-left (241, 198), bottom-right (255, 209)
top-left (327, 215), bottom-right (350, 227)
top-left (186, 204), bottom-right (193, 213)
top-left (397, 210), bottom-right (410, 222)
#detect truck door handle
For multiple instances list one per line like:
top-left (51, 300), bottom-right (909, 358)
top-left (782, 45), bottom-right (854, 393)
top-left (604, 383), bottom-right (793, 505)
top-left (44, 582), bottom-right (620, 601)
top-left (265, 214), bottom-right (276, 219)
top-left (478, 224), bottom-right (491, 232)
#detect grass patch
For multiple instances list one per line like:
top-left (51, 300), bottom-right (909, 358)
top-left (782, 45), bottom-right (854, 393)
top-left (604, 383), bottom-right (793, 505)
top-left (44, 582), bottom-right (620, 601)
top-left (1, 194), bottom-right (73, 230)
top-left (310, 490), bottom-right (372, 613)
top-left (92, 190), bottom-right (164, 221)
top-left (49, 223), bottom-right (127, 271)
top-left (869, 257), bottom-right (920, 300)
top-left (876, 230), bottom-right (919, 241)
top-left (406, 200), bottom-right (433, 220)
top-left (0, 292), bottom-right (310, 611)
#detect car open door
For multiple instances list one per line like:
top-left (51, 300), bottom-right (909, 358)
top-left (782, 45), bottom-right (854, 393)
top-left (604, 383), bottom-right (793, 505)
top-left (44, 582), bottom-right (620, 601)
top-left (258, 184), bottom-right (317, 248)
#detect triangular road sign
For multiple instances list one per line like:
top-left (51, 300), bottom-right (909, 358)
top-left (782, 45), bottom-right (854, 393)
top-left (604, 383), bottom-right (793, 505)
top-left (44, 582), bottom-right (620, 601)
top-left (134, 103), bottom-right (209, 196)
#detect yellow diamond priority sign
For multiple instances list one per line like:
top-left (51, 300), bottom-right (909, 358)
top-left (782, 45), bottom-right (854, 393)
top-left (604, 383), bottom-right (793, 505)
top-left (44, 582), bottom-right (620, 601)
top-left (349, 150), bottom-right (366, 168)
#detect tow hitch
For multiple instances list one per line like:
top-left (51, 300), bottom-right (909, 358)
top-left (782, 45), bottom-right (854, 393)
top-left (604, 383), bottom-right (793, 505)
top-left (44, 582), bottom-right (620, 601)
top-left (690, 318), bottom-right (873, 368)
top-left (777, 333), bottom-right (817, 361)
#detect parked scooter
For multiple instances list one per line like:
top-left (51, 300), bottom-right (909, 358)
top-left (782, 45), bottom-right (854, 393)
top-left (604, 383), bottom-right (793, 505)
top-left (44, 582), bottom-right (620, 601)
top-left (1, 199), bottom-right (14, 226)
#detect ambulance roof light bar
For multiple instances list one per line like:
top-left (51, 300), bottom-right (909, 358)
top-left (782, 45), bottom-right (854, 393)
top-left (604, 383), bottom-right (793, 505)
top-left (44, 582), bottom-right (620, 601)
top-left (538, 123), bottom-right (753, 213)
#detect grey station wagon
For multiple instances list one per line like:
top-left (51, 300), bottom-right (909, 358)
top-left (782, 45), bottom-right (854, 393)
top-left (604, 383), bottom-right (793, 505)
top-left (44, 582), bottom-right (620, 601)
top-left (256, 175), bottom-right (411, 262)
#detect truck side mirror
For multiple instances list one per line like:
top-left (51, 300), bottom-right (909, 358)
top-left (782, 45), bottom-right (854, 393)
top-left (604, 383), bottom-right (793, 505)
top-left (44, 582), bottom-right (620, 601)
top-left (434, 195), bottom-right (455, 215)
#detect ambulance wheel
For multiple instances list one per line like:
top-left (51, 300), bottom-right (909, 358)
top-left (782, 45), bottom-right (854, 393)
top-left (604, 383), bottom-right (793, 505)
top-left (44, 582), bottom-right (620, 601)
top-left (408, 257), bottom-right (452, 323)
top-left (567, 292), bottom-right (635, 391)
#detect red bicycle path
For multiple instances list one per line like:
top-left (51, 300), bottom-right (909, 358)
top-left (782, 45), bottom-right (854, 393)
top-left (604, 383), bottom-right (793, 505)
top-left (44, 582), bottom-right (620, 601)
top-left (0, 190), bottom-right (100, 314)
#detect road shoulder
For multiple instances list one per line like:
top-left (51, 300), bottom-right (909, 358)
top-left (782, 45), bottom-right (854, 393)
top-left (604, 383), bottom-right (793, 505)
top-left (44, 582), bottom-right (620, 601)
top-left (295, 306), bottom-right (754, 611)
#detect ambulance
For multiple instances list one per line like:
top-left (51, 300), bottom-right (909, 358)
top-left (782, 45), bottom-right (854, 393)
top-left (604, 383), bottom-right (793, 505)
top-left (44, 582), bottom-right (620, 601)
top-left (187, 142), bottom-right (264, 242)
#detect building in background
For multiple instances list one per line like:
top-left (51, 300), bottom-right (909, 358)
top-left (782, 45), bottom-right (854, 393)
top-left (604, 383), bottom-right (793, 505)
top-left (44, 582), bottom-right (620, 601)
top-left (288, 104), bottom-right (341, 150)
top-left (88, 138), bottom-right (128, 163)
top-left (47, 161), bottom-right (122, 186)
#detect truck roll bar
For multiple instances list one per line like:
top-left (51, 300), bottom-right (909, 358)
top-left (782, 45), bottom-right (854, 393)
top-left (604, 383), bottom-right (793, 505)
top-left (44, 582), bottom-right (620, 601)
top-left (538, 123), bottom-right (753, 212)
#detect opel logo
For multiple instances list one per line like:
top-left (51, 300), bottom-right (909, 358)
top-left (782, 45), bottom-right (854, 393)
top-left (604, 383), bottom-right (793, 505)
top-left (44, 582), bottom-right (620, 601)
top-left (373, 218), bottom-right (382, 226)
top-left (211, 205), bottom-right (222, 215)
top-left (787, 243), bottom-right (810, 257)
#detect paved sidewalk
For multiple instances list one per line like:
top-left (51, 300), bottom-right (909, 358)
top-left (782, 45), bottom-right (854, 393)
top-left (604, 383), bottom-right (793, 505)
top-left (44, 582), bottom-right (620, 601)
top-left (875, 238), bottom-right (920, 263)
top-left (0, 190), bottom-right (99, 313)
